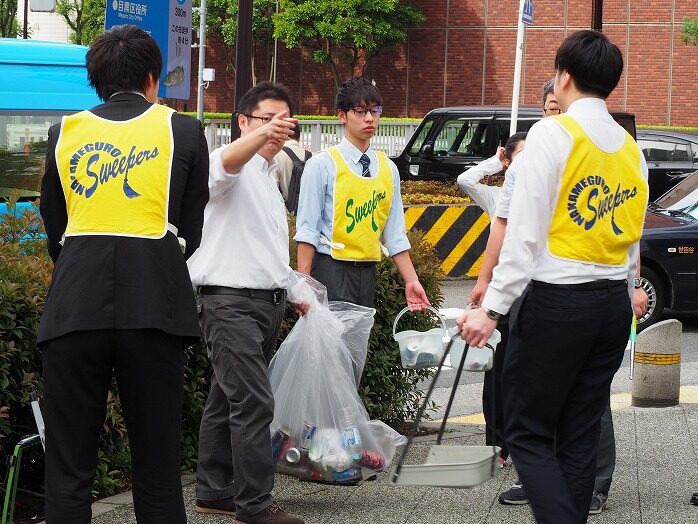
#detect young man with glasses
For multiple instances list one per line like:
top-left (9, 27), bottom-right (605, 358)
top-left (295, 77), bottom-right (430, 378)
top-left (187, 82), bottom-right (305, 524)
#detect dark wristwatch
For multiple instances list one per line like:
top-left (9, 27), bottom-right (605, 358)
top-left (482, 306), bottom-right (502, 321)
top-left (633, 277), bottom-right (642, 289)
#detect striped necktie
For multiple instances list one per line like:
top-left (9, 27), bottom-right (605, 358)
top-left (359, 153), bottom-right (371, 177)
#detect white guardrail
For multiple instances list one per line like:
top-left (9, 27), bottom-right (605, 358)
top-left (204, 119), bottom-right (422, 156)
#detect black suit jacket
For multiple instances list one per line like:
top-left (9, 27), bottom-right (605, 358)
top-left (38, 94), bottom-right (209, 343)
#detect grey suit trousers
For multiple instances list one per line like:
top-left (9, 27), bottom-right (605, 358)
top-left (195, 292), bottom-right (285, 518)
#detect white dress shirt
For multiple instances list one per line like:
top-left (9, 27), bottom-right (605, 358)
top-left (482, 98), bottom-right (649, 315)
top-left (456, 155), bottom-right (503, 218)
top-left (187, 146), bottom-right (292, 290)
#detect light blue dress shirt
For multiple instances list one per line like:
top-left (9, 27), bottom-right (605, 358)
top-left (294, 137), bottom-right (411, 257)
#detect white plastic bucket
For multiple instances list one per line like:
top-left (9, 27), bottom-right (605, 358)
top-left (439, 307), bottom-right (500, 372)
top-left (393, 306), bottom-right (447, 369)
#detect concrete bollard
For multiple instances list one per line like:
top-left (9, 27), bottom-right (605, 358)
top-left (631, 319), bottom-right (682, 408)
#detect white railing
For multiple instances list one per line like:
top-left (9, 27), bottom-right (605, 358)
top-left (204, 119), bottom-right (422, 156)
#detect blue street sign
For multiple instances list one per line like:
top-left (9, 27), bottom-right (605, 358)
top-left (105, 0), bottom-right (192, 100)
top-left (522, 0), bottom-right (534, 26)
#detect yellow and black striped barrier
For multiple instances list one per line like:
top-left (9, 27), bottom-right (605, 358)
top-left (404, 204), bottom-right (490, 278)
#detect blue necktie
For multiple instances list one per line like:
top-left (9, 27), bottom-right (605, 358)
top-left (359, 154), bottom-right (371, 177)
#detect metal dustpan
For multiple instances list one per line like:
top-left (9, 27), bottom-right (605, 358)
top-left (392, 334), bottom-right (500, 488)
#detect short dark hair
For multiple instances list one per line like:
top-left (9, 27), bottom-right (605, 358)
top-left (542, 79), bottom-right (555, 106)
top-left (336, 77), bottom-right (382, 112)
top-left (554, 30), bottom-right (623, 99)
top-left (237, 81), bottom-right (294, 117)
top-left (504, 132), bottom-right (527, 161)
top-left (289, 121), bottom-right (301, 141)
top-left (86, 25), bottom-right (163, 101)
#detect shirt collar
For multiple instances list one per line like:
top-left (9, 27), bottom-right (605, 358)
top-left (339, 137), bottom-right (373, 166)
top-left (565, 97), bottom-right (609, 117)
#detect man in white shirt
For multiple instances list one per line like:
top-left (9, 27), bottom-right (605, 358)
top-left (187, 82), bottom-right (304, 524)
top-left (458, 31), bottom-right (649, 523)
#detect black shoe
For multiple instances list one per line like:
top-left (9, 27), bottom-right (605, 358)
top-left (498, 481), bottom-right (529, 505)
top-left (195, 495), bottom-right (236, 516)
top-left (234, 502), bottom-right (304, 523)
top-left (589, 491), bottom-right (608, 515)
top-left (690, 492), bottom-right (698, 506)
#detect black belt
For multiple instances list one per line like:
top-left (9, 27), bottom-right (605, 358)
top-left (317, 252), bottom-right (377, 267)
top-left (531, 279), bottom-right (626, 291)
top-left (198, 286), bottom-right (286, 305)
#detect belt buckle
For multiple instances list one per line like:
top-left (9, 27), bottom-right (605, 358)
top-left (273, 290), bottom-right (285, 305)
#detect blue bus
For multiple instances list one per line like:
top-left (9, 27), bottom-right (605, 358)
top-left (0, 38), bottom-right (100, 224)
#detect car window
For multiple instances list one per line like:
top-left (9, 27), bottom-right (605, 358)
top-left (432, 118), bottom-right (491, 157)
top-left (0, 113), bottom-right (61, 198)
top-left (654, 170), bottom-right (698, 219)
top-left (638, 137), bottom-right (691, 163)
top-left (408, 119), bottom-right (434, 156)
top-left (493, 119), bottom-right (537, 148)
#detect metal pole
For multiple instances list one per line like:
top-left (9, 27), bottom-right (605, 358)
top-left (231, 0), bottom-right (253, 140)
top-left (23, 0), bottom-right (29, 39)
top-left (510, 0), bottom-right (526, 136)
top-left (196, 0), bottom-right (207, 124)
top-left (272, 0), bottom-right (279, 83)
top-left (592, 0), bottom-right (603, 32)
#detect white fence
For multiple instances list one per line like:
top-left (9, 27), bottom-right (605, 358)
top-left (204, 119), bottom-right (422, 156)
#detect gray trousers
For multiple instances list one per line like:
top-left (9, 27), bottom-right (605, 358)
top-left (594, 400), bottom-right (615, 494)
top-left (195, 292), bottom-right (285, 518)
top-left (311, 253), bottom-right (377, 308)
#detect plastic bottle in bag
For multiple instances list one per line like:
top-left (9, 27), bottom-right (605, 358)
top-left (341, 407), bottom-right (362, 453)
top-left (333, 467), bottom-right (362, 482)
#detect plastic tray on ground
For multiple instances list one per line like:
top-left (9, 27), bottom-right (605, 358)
top-left (393, 445), bottom-right (501, 488)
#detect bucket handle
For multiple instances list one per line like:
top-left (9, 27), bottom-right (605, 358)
top-left (392, 305), bottom-right (447, 339)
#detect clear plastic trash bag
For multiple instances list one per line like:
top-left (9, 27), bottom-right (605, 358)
top-left (269, 272), bottom-right (406, 483)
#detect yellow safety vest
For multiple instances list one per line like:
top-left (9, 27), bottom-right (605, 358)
top-left (329, 147), bottom-right (394, 261)
top-left (548, 114), bottom-right (648, 265)
top-left (55, 104), bottom-right (174, 239)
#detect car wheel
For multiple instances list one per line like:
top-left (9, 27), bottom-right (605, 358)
top-left (636, 266), bottom-right (665, 332)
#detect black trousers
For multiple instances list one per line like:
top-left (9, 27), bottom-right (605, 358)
top-left (502, 281), bottom-right (631, 524)
top-left (482, 312), bottom-right (510, 459)
top-left (311, 253), bottom-right (377, 307)
top-left (41, 329), bottom-right (186, 524)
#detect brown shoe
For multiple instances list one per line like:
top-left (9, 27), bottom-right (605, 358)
top-left (195, 495), bottom-right (236, 516)
top-left (234, 502), bottom-right (304, 524)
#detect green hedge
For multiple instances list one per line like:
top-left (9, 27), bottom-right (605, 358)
top-left (0, 197), bottom-right (442, 498)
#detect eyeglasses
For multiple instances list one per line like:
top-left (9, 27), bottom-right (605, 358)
top-left (544, 107), bottom-right (561, 115)
top-left (239, 113), bottom-right (273, 124)
top-left (350, 106), bottom-right (383, 117)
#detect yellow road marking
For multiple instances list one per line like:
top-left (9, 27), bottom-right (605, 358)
top-left (404, 206), bottom-right (427, 231)
top-left (422, 207), bottom-right (466, 248)
top-left (441, 212), bottom-right (490, 276)
top-left (435, 386), bottom-right (698, 425)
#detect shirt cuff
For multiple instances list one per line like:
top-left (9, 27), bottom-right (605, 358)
top-left (293, 228), bottom-right (320, 249)
top-left (481, 287), bottom-right (514, 316)
top-left (210, 147), bottom-right (240, 181)
top-left (384, 237), bottom-right (411, 257)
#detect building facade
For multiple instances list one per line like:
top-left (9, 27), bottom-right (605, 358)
top-left (184, 0), bottom-right (698, 126)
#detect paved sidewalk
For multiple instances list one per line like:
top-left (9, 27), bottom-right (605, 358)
top-left (89, 403), bottom-right (698, 524)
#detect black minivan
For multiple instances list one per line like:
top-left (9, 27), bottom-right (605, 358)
top-left (392, 105), bottom-right (637, 182)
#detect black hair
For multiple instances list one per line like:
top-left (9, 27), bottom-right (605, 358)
top-left (542, 79), bottom-right (555, 106)
top-left (289, 122), bottom-right (301, 141)
top-left (335, 77), bottom-right (382, 112)
top-left (237, 81), bottom-right (294, 117)
top-left (504, 132), bottom-right (527, 162)
top-left (554, 30), bottom-right (623, 99)
top-left (86, 24), bottom-right (163, 102)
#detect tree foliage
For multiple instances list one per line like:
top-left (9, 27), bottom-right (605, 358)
top-left (682, 17), bottom-right (698, 46)
top-left (274, 0), bottom-right (425, 89)
top-left (193, 0), bottom-right (276, 83)
top-left (0, 0), bottom-right (19, 37)
top-left (56, 0), bottom-right (106, 45)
